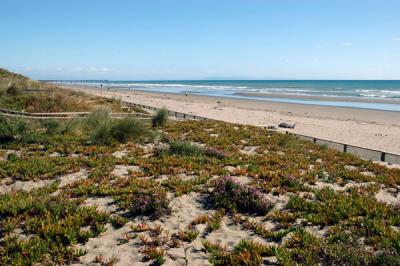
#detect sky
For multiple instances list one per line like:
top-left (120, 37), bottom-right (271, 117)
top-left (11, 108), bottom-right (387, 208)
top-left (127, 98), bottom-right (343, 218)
top-left (1, 0), bottom-right (400, 80)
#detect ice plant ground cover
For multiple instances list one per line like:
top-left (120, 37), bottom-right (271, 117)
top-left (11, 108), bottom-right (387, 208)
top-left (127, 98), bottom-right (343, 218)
top-left (0, 117), bottom-right (399, 265)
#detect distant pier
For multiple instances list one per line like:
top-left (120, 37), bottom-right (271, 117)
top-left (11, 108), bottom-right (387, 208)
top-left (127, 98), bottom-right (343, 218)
top-left (40, 80), bottom-right (109, 83)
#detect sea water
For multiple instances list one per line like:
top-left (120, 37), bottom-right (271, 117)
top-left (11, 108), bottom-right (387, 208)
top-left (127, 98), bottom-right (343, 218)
top-left (58, 80), bottom-right (400, 112)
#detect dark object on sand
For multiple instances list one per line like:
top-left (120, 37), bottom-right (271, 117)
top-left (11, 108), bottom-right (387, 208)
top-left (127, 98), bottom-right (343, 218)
top-left (278, 123), bottom-right (296, 129)
top-left (267, 126), bottom-right (277, 130)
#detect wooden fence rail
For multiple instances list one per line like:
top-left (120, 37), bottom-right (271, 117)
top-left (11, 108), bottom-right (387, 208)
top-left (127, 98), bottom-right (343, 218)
top-left (1, 102), bottom-right (399, 164)
top-left (121, 101), bottom-right (400, 165)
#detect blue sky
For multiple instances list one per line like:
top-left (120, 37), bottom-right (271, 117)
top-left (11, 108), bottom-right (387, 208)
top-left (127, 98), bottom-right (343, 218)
top-left (1, 0), bottom-right (400, 80)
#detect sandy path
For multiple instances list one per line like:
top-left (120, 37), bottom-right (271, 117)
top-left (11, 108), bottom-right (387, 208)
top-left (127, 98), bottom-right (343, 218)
top-left (66, 86), bottom-right (400, 154)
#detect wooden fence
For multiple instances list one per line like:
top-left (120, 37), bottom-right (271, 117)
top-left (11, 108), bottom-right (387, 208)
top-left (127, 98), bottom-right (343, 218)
top-left (0, 107), bottom-right (151, 119)
top-left (121, 101), bottom-right (400, 165)
top-left (1, 101), bottom-right (398, 164)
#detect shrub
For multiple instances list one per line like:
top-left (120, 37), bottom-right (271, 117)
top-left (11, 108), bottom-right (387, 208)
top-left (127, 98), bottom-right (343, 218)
top-left (110, 118), bottom-right (150, 143)
top-left (90, 122), bottom-right (112, 144)
top-left (152, 107), bottom-right (168, 128)
top-left (210, 176), bottom-right (273, 215)
top-left (87, 108), bottom-right (152, 144)
top-left (60, 119), bottom-right (81, 135)
top-left (87, 107), bottom-right (112, 129)
top-left (7, 152), bottom-right (18, 162)
top-left (168, 141), bottom-right (203, 156)
top-left (0, 86), bottom-right (6, 96)
top-left (6, 82), bottom-right (23, 96)
top-left (0, 115), bottom-right (14, 142)
top-left (204, 147), bottom-right (226, 159)
top-left (87, 107), bottom-right (113, 144)
top-left (43, 119), bottom-right (61, 135)
top-left (167, 141), bottom-right (224, 159)
top-left (2, 118), bottom-right (46, 144)
top-left (115, 185), bottom-right (171, 219)
top-left (13, 119), bottom-right (29, 135)
top-left (20, 130), bottom-right (45, 144)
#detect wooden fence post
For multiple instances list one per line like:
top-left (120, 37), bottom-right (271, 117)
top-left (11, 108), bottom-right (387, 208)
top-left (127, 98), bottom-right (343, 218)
top-left (381, 152), bottom-right (386, 162)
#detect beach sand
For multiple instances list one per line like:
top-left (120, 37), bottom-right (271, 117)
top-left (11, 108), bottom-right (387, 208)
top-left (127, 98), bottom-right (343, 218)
top-left (65, 86), bottom-right (400, 154)
top-left (2, 111), bottom-right (399, 265)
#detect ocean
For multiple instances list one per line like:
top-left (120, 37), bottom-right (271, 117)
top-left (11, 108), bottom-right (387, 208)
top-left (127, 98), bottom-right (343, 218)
top-left (58, 80), bottom-right (400, 112)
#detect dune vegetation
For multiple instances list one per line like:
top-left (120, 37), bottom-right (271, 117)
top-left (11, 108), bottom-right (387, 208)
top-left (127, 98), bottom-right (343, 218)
top-left (0, 68), bottom-right (125, 112)
top-left (0, 112), bottom-right (399, 265)
top-left (0, 69), bottom-right (399, 265)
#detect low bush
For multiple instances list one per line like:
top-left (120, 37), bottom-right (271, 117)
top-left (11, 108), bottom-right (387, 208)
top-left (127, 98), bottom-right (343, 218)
top-left (90, 122), bottom-right (112, 144)
top-left (167, 141), bottom-right (225, 159)
top-left (87, 107), bottom-right (112, 129)
top-left (88, 108), bottom-right (152, 144)
top-left (20, 130), bottom-right (46, 144)
top-left (43, 119), bottom-right (61, 135)
top-left (110, 118), bottom-right (151, 143)
top-left (204, 147), bottom-right (226, 159)
top-left (168, 141), bottom-right (203, 156)
top-left (152, 107), bottom-right (168, 128)
top-left (210, 176), bottom-right (273, 215)
top-left (60, 119), bottom-right (81, 135)
top-left (13, 119), bottom-right (29, 135)
top-left (6, 82), bottom-right (23, 96)
top-left (0, 115), bottom-right (14, 142)
top-left (116, 184), bottom-right (171, 219)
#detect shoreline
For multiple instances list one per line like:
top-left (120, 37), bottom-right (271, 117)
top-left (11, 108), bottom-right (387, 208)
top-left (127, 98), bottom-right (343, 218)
top-left (70, 84), bottom-right (400, 112)
top-left (234, 91), bottom-right (400, 105)
top-left (64, 85), bottom-right (400, 154)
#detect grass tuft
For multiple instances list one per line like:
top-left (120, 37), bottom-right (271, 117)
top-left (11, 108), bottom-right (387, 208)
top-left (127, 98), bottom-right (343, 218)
top-left (152, 107), bottom-right (168, 128)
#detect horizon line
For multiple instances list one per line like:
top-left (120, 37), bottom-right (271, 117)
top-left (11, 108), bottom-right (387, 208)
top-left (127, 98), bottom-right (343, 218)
top-left (39, 78), bottom-right (400, 82)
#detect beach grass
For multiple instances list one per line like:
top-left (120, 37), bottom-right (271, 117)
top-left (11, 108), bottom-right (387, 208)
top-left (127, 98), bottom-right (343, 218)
top-left (0, 68), bottom-right (133, 113)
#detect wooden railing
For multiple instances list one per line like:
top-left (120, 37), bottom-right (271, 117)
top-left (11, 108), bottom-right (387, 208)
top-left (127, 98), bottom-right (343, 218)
top-left (0, 107), bottom-right (151, 119)
top-left (1, 102), bottom-right (399, 164)
top-left (121, 101), bottom-right (400, 165)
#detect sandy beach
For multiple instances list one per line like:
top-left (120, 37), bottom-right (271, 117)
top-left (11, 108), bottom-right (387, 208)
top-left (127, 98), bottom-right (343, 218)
top-left (2, 68), bottom-right (400, 265)
top-left (65, 86), bottom-right (400, 154)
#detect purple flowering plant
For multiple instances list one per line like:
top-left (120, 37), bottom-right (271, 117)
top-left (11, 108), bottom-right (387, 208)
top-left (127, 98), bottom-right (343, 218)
top-left (210, 176), bottom-right (273, 215)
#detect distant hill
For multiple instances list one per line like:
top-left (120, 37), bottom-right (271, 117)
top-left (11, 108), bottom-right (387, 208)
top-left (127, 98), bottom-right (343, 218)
top-left (0, 68), bottom-right (29, 80)
top-left (0, 68), bottom-right (39, 93)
